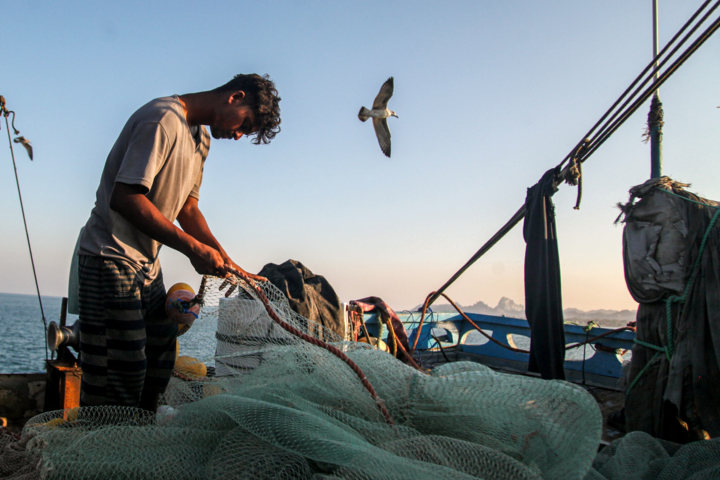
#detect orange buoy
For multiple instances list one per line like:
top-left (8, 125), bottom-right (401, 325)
top-left (166, 283), bottom-right (201, 326)
top-left (174, 356), bottom-right (207, 381)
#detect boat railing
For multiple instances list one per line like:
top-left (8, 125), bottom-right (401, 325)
top-left (362, 311), bottom-right (635, 390)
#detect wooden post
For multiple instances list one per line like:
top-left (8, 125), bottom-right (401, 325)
top-left (43, 361), bottom-right (82, 412)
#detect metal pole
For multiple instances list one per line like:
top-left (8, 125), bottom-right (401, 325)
top-left (650, 0), bottom-right (664, 178)
top-left (653, 0), bottom-right (660, 83)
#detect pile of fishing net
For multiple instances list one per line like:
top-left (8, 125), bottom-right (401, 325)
top-left (586, 431), bottom-right (720, 479)
top-left (0, 432), bottom-right (40, 480)
top-left (5, 276), bottom-right (717, 479)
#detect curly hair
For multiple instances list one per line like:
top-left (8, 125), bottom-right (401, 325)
top-left (214, 74), bottom-right (281, 145)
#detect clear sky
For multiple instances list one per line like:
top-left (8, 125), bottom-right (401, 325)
top-left (1, 1), bottom-right (718, 312)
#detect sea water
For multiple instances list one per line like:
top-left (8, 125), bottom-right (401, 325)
top-left (0, 292), bottom-right (214, 374)
top-left (0, 292), bottom-right (628, 374)
top-left (0, 292), bottom-right (68, 373)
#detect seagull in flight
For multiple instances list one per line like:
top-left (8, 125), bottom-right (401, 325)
top-left (358, 77), bottom-right (398, 157)
top-left (13, 136), bottom-right (33, 160)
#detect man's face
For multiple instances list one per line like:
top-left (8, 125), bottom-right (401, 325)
top-left (210, 93), bottom-right (258, 140)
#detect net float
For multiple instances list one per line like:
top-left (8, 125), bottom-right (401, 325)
top-left (166, 282), bottom-right (201, 327)
top-left (173, 356), bottom-right (207, 381)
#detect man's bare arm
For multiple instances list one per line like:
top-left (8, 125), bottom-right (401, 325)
top-left (176, 196), bottom-right (266, 281)
top-left (109, 182), bottom-right (226, 275)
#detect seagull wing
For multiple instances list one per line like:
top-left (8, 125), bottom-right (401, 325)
top-left (14, 136), bottom-right (33, 160)
top-left (372, 77), bottom-right (394, 109)
top-left (372, 118), bottom-right (391, 157)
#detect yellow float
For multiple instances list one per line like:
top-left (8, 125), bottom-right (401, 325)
top-left (43, 417), bottom-right (66, 430)
top-left (358, 336), bottom-right (389, 352)
top-left (173, 356), bottom-right (207, 381)
top-left (66, 407), bottom-right (80, 422)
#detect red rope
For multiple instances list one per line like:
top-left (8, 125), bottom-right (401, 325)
top-left (223, 269), bottom-right (395, 426)
top-left (381, 315), bottom-right (423, 371)
top-left (437, 292), bottom-right (530, 354)
top-left (409, 292), bottom-right (434, 356)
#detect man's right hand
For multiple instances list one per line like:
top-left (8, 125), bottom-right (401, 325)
top-left (188, 242), bottom-right (227, 276)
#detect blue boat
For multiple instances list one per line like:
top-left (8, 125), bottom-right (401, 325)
top-left (360, 311), bottom-right (634, 390)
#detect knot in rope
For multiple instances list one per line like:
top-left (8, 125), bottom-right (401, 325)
top-left (564, 138), bottom-right (590, 210)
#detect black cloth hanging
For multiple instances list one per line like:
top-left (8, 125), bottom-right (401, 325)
top-left (523, 168), bottom-right (566, 380)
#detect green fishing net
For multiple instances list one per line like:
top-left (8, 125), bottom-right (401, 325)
top-left (15, 277), bottom-right (607, 479)
top-left (586, 431), bottom-right (720, 480)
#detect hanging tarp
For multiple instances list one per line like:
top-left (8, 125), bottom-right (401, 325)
top-left (621, 178), bottom-right (690, 302)
top-left (619, 176), bottom-right (720, 442)
top-left (523, 168), bottom-right (566, 380)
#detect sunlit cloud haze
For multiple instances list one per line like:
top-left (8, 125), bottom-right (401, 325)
top-left (1, 1), bottom-right (718, 312)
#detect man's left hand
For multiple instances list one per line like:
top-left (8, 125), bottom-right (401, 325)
top-left (223, 258), bottom-right (267, 283)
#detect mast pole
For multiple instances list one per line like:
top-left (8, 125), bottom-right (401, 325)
top-left (653, 0), bottom-right (660, 84)
top-left (650, 0), bottom-right (664, 178)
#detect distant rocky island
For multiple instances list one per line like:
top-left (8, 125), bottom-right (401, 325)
top-left (412, 297), bottom-right (636, 328)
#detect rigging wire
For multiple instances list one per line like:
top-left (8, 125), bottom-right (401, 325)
top-left (426, 0), bottom-right (720, 308)
top-left (1, 96), bottom-right (49, 360)
top-left (557, 0), bottom-right (716, 170)
top-left (579, 8), bottom-right (720, 163)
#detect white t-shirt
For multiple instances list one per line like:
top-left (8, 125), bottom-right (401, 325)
top-left (78, 96), bottom-right (211, 282)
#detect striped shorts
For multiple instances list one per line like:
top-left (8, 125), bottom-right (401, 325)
top-left (77, 255), bottom-right (177, 407)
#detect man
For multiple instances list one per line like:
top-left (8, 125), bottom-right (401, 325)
top-left (76, 74), bottom-right (281, 411)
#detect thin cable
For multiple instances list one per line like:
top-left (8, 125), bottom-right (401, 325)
top-left (3, 110), bottom-right (48, 360)
top-left (574, 1), bottom-right (719, 167)
top-left (430, 334), bottom-right (451, 363)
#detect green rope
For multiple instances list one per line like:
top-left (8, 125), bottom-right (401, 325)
top-left (634, 339), bottom-right (670, 362)
top-left (626, 352), bottom-right (662, 396)
top-left (659, 187), bottom-right (719, 209)
top-left (627, 198), bottom-right (720, 397)
top-left (664, 204), bottom-right (720, 358)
